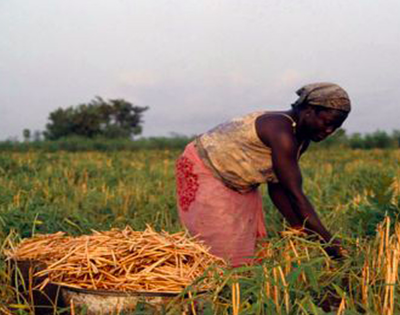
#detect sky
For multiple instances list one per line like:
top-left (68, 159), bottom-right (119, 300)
top-left (0, 0), bottom-right (399, 140)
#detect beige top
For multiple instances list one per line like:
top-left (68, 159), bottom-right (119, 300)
top-left (195, 111), bottom-right (301, 193)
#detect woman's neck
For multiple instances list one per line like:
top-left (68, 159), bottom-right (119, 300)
top-left (285, 108), bottom-right (308, 143)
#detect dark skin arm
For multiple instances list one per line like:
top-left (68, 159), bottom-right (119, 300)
top-left (267, 138), bottom-right (309, 229)
top-left (268, 182), bottom-right (343, 258)
top-left (256, 114), bottom-right (342, 257)
top-left (268, 182), bottom-right (303, 229)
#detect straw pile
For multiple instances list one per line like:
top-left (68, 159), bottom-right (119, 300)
top-left (6, 227), bottom-right (226, 293)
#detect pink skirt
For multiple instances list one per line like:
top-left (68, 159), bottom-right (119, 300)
top-left (175, 142), bottom-right (267, 267)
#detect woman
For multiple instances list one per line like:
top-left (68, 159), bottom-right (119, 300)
top-left (176, 82), bottom-right (350, 266)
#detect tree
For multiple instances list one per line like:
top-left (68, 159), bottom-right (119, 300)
top-left (22, 129), bottom-right (31, 142)
top-left (33, 130), bottom-right (42, 142)
top-left (43, 97), bottom-right (149, 140)
top-left (393, 130), bottom-right (400, 148)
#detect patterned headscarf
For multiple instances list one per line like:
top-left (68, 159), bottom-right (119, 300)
top-left (293, 83), bottom-right (351, 112)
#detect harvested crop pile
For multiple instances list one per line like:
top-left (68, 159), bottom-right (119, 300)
top-left (6, 227), bottom-right (226, 292)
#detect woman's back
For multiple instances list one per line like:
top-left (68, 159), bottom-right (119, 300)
top-left (196, 111), bottom-right (281, 193)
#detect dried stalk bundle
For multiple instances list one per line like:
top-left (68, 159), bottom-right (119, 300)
top-left (5, 231), bottom-right (69, 263)
top-left (7, 227), bottom-right (226, 293)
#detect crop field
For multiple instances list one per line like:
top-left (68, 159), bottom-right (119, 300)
top-left (0, 148), bottom-right (399, 314)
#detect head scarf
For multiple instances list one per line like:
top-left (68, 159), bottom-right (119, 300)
top-left (293, 82), bottom-right (351, 112)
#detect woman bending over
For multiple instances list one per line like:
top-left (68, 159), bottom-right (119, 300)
top-left (176, 82), bottom-right (350, 266)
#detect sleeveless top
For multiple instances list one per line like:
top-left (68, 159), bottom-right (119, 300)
top-left (195, 111), bottom-right (301, 193)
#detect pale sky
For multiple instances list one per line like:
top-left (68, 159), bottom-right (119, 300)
top-left (1, 0), bottom-right (399, 140)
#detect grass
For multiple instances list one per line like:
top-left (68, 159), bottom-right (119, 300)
top-left (0, 148), bottom-right (399, 314)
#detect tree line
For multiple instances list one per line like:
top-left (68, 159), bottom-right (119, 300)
top-left (317, 129), bottom-right (400, 149)
top-left (7, 129), bottom-right (400, 152)
top-left (3, 96), bottom-right (400, 151)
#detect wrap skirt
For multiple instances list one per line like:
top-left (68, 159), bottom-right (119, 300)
top-left (175, 142), bottom-right (267, 266)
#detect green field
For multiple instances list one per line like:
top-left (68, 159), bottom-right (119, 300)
top-left (1, 148), bottom-right (399, 314)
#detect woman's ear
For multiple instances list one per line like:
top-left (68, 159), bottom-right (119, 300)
top-left (303, 105), bottom-right (314, 117)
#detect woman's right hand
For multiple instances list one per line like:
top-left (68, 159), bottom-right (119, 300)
top-left (324, 241), bottom-right (347, 260)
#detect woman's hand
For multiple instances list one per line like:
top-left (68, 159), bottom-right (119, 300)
top-left (324, 240), bottom-right (348, 260)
